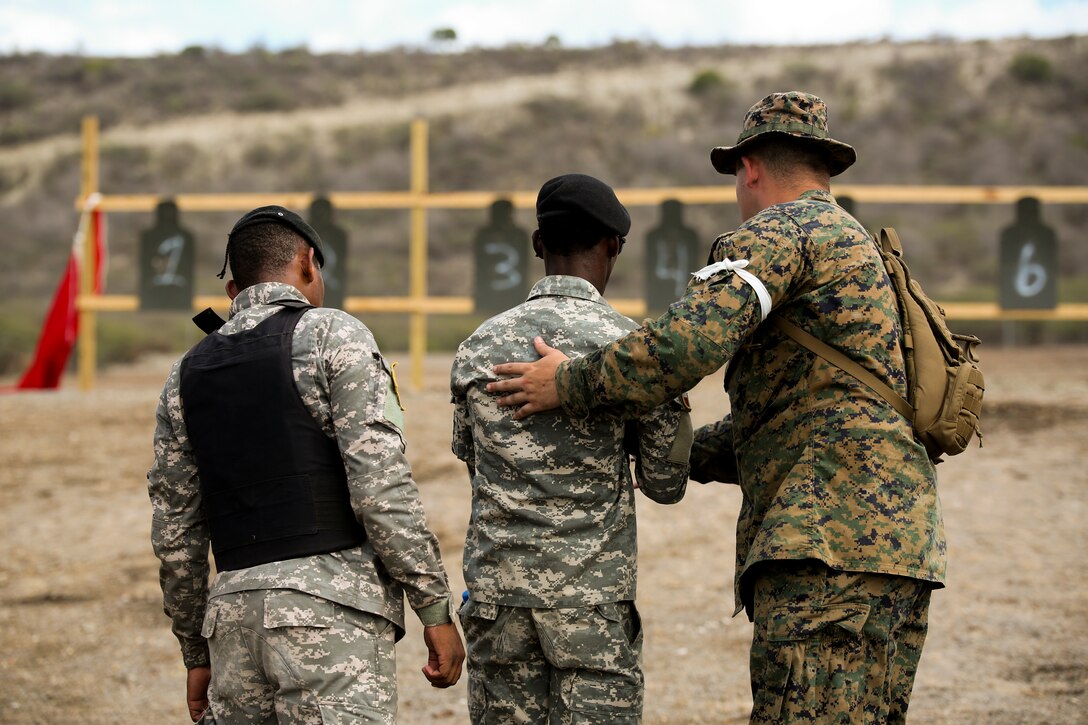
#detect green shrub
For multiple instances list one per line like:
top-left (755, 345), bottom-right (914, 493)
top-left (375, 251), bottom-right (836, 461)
top-left (0, 310), bottom-right (41, 376)
top-left (235, 86), bottom-right (297, 112)
top-left (0, 121), bottom-right (34, 146)
top-left (80, 57), bottom-right (118, 84)
top-left (363, 314), bottom-right (486, 354)
top-left (782, 61), bottom-right (822, 86)
top-left (97, 315), bottom-right (196, 366)
top-left (1009, 53), bottom-right (1052, 83)
top-left (688, 68), bottom-right (727, 96)
top-left (0, 81), bottom-right (34, 112)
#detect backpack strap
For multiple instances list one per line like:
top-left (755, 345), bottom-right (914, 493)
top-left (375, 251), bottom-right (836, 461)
top-left (770, 316), bottom-right (915, 423)
top-left (880, 227), bottom-right (905, 257)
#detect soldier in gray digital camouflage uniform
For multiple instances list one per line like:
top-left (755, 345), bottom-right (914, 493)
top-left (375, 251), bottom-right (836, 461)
top-left (488, 94), bottom-right (946, 724)
top-left (148, 206), bottom-right (464, 724)
top-left (451, 174), bottom-right (693, 724)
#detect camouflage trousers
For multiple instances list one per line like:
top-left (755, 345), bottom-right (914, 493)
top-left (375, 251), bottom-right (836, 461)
top-left (200, 589), bottom-right (397, 724)
top-left (459, 599), bottom-right (644, 724)
top-left (748, 560), bottom-right (933, 725)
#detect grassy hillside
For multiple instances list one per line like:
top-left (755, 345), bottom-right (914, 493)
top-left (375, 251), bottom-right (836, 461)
top-left (1, 36), bottom-right (1086, 368)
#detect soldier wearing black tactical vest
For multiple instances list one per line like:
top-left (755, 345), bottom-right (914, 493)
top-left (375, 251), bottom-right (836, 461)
top-left (148, 206), bottom-right (464, 724)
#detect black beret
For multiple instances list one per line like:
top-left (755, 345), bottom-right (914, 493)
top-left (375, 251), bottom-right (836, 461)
top-left (536, 174), bottom-right (631, 237)
top-left (228, 205), bottom-right (325, 267)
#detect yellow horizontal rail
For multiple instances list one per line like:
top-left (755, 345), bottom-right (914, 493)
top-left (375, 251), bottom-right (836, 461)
top-left (938, 302), bottom-right (1088, 321)
top-left (76, 295), bottom-right (475, 315)
top-left (70, 111), bottom-right (1088, 393)
top-left (831, 185), bottom-right (1088, 205)
top-left (75, 295), bottom-right (1088, 322)
top-left (76, 185), bottom-right (1088, 212)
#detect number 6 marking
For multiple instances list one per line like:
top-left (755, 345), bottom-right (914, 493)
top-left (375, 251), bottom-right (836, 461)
top-left (1014, 242), bottom-right (1046, 298)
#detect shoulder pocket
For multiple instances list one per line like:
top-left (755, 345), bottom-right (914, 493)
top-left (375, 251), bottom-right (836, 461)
top-left (373, 353), bottom-right (405, 431)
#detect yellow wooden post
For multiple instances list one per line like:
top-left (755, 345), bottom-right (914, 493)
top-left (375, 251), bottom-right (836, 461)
top-left (409, 118), bottom-right (429, 389)
top-left (78, 116), bottom-right (100, 391)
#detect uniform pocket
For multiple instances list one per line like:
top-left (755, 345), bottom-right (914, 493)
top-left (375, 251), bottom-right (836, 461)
top-left (595, 601), bottom-right (642, 646)
top-left (459, 600), bottom-right (500, 722)
top-left (200, 601), bottom-right (219, 639)
top-left (460, 599), bottom-right (499, 621)
top-left (752, 602), bottom-right (872, 719)
top-left (460, 599), bottom-right (513, 659)
top-left (767, 602), bottom-right (870, 642)
top-left (318, 700), bottom-right (393, 725)
top-left (563, 673), bottom-right (643, 720)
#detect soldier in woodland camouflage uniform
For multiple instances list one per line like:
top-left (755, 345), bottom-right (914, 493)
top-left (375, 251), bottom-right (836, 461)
top-left (489, 94), bottom-right (946, 724)
top-left (148, 206), bottom-right (464, 724)
top-left (451, 174), bottom-right (693, 724)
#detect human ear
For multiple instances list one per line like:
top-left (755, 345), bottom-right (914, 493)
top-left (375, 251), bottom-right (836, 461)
top-left (300, 246), bottom-right (316, 282)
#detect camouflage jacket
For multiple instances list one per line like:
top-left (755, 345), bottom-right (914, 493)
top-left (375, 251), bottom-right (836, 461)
top-left (149, 282), bottom-right (452, 669)
top-left (451, 275), bottom-right (692, 608)
top-left (556, 191), bottom-right (946, 614)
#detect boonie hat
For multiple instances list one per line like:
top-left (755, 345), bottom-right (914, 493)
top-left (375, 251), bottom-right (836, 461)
top-left (536, 173), bottom-right (631, 237)
top-left (710, 91), bottom-right (856, 177)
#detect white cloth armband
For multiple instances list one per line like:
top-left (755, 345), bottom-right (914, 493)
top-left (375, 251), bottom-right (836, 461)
top-left (691, 258), bottom-right (773, 321)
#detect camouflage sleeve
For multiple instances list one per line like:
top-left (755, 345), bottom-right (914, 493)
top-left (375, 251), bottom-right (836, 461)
top-left (631, 398), bottom-right (692, 504)
top-left (147, 364), bottom-right (211, 670)
top-left (689, 417), bottom-right (740, 484)
top-left (324, 325), bottom-right (452, 616)
top-left (555, 282), bottom-right (758, 418)
top-left (556, 222), bottom-right (802, 418)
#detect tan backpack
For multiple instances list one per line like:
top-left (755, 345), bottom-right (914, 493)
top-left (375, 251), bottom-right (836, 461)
top-left (773, 227), bottom-right (984, 462)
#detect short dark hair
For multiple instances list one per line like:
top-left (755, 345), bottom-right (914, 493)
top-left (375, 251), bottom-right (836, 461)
top-left (227, 222), bottom-right (308, 290)
top-left (538, 216), bottom-right (616, 256)
top-left (743, 135), bottom-right (831, 179)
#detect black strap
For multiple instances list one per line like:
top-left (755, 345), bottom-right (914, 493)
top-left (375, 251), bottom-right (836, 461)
top-left (192, 299), bottom-right (314, 336)
top-left (192, 307), bottom-right (227, 335)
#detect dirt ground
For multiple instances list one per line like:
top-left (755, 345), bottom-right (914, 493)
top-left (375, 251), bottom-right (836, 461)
top-left (1, 344), bottom-right (1085, 724)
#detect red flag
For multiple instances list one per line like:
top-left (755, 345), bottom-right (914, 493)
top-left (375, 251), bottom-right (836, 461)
top-left (9, 199), bottom-right (105, 391)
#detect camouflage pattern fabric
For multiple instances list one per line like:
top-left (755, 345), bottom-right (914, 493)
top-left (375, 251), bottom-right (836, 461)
top-left (149, 281), bottom-right (453, 673)
top-left (555, 191), bottom-right (946, 615)
top-left (737, 92), bottom-right (836, 143)
top-left (689, 416), bottom-right (739, 484)
top-left (451, 275), bottom-right (691, 609)
top-left (711, 92), bottom-right (856, 177)
top-left (202, 589), bottom-right (398, 724)
top-left (748, 559), bottom-right (931, 724)
top-left (459, 599), bottom-right (644, 725)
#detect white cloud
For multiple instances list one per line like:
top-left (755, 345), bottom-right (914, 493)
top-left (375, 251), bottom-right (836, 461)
top-left (0, 0), bottom-right (1084, 55)
top-left (0, 6), bottom-right (83, 54)
top-left (709, 0), bottom-right (897, 45)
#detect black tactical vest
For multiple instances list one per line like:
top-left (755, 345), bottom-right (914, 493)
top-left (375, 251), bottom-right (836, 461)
top-left (180, 301), bottom-right (366, 571)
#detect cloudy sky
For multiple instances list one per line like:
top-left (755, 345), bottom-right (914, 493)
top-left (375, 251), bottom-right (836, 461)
top-left (1, 0), bottom-right (1086, 55)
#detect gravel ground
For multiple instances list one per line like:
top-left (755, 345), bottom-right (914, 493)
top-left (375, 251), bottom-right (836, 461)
top-left (0, 344), bottom-right (1085, 724)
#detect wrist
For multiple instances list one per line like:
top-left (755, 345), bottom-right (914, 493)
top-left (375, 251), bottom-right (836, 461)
top-left (554, 358), bottom-right (584, 417)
